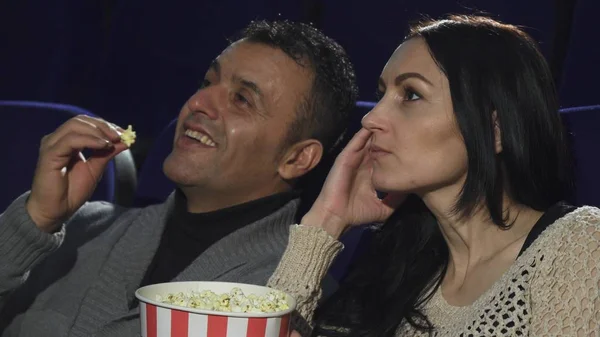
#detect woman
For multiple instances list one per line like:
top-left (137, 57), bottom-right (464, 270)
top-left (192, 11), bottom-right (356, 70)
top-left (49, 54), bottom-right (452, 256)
top-left (268, 15), bottom-right (600, 336)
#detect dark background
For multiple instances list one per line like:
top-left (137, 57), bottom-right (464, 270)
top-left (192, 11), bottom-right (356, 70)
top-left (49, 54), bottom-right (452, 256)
top-left (0, 0), bottom-right (596, 170)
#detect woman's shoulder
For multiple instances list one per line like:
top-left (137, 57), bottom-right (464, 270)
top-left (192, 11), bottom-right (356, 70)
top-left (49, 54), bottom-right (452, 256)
top-left (529, 205), bottom-right (600, 279)
top-left (526, 205), bottom-right (600, 245)
top-left (526, 206), bottom-right (600, 334)
top-left (567, 205), bottom-right (600, 222)
top-left (548, 205), bottom-right (600, 242)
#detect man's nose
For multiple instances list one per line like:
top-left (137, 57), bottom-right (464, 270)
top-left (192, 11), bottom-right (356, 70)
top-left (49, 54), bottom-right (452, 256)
top-left (186, 86), bottom-right (223, 120)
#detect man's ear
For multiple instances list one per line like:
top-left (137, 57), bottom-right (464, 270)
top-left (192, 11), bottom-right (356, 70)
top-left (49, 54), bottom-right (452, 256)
top-left (493, 111), bottom-right (502, 154)
top-left (278, 139), bottom-right (323, 180)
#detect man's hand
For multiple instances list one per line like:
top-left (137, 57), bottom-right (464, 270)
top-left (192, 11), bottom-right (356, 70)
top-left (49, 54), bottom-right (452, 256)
top-left (26, 115), bottom-right (128, 233)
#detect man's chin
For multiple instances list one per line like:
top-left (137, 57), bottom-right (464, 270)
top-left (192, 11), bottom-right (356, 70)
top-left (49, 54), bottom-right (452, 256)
top-left (163, 155), bottom-right (192, 185)
top-left (163, 156), bottom-right (213, 188)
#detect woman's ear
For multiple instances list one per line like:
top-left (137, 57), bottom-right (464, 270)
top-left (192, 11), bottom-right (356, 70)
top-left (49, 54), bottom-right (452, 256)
top-left (493, 111), bottom-right (502, 154)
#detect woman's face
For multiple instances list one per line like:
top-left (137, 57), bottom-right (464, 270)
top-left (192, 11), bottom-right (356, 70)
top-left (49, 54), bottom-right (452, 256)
top-left (362, 37), bottom-right (468, 198)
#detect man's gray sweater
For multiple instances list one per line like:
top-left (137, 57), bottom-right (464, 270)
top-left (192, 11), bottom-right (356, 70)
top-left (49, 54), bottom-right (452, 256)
top-left (0, 192), bottom-right (299, 336)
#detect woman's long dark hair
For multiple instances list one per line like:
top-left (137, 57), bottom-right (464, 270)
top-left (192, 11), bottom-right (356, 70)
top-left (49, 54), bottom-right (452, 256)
top-left (313, 15), bottom-right (574, 336)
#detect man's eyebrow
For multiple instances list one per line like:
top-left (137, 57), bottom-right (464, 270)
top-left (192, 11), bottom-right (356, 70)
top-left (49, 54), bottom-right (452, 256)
top-left (232, 75), bottom-right (264, 100)
top-left (231, 74), bottom-right (270, 117)
top-left (236, 76), bottom-right (263, 99)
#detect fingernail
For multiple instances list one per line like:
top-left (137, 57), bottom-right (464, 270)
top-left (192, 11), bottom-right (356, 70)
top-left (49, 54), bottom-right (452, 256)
top-left (99, 139), bottom-right (112, 147)
top-left (111, 123), bottom-right (124, 132)
top-left (107, 124), bottom-right (121, 138)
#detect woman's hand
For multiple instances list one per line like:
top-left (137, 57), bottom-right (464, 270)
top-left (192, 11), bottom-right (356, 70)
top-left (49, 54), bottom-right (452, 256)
top-left (302, 128), bottom-right (405, 238)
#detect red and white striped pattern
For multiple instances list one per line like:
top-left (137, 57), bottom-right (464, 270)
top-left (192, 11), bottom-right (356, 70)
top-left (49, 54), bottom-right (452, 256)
top-left (141, 303), bottom-right (290, 337)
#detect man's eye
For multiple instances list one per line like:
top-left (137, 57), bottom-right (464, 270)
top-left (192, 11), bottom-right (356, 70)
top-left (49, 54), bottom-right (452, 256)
top-left (235, 93), bottom-right (250, 105)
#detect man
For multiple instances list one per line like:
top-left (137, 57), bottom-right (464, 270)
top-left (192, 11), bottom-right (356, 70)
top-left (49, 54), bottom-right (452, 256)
top-left (0, 20), bottom-right (357, 336)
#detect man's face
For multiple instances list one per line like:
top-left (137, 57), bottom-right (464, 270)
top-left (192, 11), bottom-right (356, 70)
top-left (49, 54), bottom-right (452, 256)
top-left (163, 40), bottom-right (313, 204)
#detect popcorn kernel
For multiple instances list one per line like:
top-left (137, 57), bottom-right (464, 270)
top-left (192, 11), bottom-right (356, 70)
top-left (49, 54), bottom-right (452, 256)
top-left (156, 288), bottom-right (289, 313)
top-left (120, 125), bottom-right (136, 147)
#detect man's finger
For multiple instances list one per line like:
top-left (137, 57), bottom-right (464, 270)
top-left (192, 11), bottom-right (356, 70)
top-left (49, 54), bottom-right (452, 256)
top-left (46, 133), bottom-right (114, 166)
top-left (76, 115), bottom-right (123, 142)
top-left (86, 143), bottom-right (128, 174)
top-left (44, 117), bottom-right (115, 148)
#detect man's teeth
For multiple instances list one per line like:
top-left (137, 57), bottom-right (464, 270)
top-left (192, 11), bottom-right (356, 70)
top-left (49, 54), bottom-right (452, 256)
top-left (184, 129), bottom-right (216, 147)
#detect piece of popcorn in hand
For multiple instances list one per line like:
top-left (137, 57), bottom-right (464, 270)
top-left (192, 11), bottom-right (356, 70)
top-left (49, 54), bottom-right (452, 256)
top-left (120, 125), bottom-right (136, 147)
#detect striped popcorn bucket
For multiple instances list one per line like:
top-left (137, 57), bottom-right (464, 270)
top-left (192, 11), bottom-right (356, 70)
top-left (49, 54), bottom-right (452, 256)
top-left (136, 281), bottom-right (296, 337)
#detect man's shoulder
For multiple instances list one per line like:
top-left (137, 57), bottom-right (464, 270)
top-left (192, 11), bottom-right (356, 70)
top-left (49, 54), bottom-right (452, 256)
top-left (65, 198), bottom-right (173, 241)
top-left (67, 201), bottom-right (134, 230)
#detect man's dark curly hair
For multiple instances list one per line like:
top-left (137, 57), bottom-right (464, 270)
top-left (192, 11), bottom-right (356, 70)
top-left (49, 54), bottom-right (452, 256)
top-left (234, 20), bottom-right (358, 154)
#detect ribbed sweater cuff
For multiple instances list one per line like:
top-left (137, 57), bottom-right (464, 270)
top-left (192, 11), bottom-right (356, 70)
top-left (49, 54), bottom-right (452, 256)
top-left (0, 192), bottom-right (65, 275)
top-left (269, 224), bottom-right (343, 294)
top-left (290, 224), bottom-right (342, 280)
top-left (267, 225), bottom-right (343, 334)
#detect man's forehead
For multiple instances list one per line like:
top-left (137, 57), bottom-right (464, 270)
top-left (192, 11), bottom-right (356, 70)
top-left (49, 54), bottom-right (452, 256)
top-left (212, 41), bottom-right (313, 99)
top-left (215, 40), bottom-right (311, 76)
top-left (216, 40), bottom-right (277, 67)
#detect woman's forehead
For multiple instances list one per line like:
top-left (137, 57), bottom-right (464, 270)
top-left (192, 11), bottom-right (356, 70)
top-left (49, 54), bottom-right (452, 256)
top-left (381, 38), bottom-right (446, 87)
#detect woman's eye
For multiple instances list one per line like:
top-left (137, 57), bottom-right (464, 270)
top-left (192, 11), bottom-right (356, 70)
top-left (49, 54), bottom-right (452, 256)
top-left (405, 88), bottom-right (422, 101)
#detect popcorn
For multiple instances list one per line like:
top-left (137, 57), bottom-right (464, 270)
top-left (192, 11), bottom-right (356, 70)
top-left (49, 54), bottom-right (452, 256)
top-left (156, 287), bottom-right (290, 313)
top-left (120, 125), bottom-right (136, 147)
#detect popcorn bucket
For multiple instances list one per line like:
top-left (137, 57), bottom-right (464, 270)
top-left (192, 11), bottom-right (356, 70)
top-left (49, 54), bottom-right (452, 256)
top-left (135, 281), bottom-right (296, 337)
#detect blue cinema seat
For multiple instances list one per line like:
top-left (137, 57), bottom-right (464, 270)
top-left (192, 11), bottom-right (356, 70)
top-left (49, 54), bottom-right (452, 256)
top-left (560, 105), bottom-right (600, 207)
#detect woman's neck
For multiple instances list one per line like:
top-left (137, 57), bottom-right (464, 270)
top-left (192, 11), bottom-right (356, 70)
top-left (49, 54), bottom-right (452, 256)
top-left (422, 188), bottom-right (543, 281)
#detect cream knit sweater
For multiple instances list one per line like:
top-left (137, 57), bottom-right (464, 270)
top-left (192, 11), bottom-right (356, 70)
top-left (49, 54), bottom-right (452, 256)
top-left (268, 206), bottom-right (600, 336)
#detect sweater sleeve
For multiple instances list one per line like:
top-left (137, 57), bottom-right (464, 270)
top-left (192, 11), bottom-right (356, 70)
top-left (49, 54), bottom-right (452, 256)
top-left (267, 225), bottom-right (344, 335)
top-left (0, 192), bottom-right (65, 310)
top-left (531, 207), bottom-right (600, 336)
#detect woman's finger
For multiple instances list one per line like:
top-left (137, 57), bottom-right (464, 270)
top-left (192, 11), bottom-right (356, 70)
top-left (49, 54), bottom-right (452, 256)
top-left (343, 128), bottom-right (372, 153)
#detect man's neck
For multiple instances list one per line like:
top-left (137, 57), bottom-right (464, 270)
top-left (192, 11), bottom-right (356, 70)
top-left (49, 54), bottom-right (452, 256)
top-left (179, 184), bottom-right (293, 213)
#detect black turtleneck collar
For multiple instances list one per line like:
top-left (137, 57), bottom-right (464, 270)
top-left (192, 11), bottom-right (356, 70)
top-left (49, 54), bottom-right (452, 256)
top-left (170, 188), bottom-right (299, 236)
top-left (139, 188), bottom-right (300, 287)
